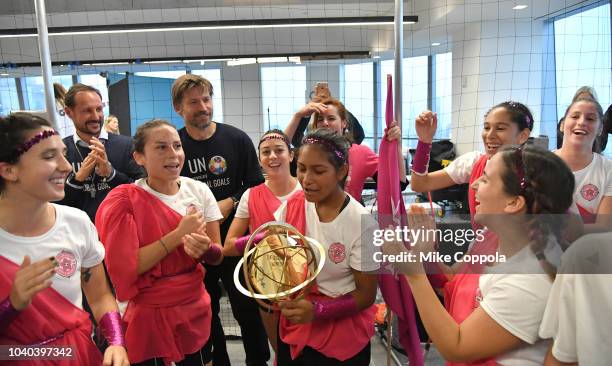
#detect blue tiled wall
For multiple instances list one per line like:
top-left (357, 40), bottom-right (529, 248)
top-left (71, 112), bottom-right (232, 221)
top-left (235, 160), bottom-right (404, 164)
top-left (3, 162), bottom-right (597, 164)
top-left (128, 75), bottom-right (184, 135)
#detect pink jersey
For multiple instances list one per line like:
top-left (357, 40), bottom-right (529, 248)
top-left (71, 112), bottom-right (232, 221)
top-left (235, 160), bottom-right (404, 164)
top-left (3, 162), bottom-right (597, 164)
top-left (345, 143), bottom-right (378, 201)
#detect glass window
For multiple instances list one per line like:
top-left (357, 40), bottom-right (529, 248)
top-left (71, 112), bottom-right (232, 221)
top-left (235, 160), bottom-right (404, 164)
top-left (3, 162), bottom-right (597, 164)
top-left (261, 65), bottom-right (307, 131)
top-left (135, 71), bottom-right (186, 79)
top-left (23, 75), bottom-right (73, 111)
top-left (191, 69), bottom-right (224, 123)
top-left (434, 52), bottom-right (452, 140)
top-left (78, 74), bottom-right (110, 116)
top-left (380, 56), bottom-right (429, 151)
top-left (0, 78), bottom-right (20, 116)
top-left (343, 62), bottom-right (375, 149)
top-left (554, 2), bottom-right (611, 156)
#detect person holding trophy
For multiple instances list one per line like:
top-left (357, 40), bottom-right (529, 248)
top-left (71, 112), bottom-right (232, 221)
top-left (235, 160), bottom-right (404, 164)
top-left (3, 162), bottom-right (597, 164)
top-left (224, 129), bottom-right (301, 352)
top-left (271, 129), bottom-right (380, 365)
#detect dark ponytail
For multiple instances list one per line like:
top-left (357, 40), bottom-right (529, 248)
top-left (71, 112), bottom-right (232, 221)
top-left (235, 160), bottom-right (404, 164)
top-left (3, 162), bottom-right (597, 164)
top-left (499, 145), bottom-right (574, 278)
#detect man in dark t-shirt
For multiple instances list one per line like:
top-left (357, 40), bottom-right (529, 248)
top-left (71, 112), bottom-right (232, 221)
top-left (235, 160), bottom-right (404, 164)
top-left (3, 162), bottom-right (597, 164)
top-left (173, 74), bottom-right (268, 366)
top-left (178, 125), bottom-right (263, 236)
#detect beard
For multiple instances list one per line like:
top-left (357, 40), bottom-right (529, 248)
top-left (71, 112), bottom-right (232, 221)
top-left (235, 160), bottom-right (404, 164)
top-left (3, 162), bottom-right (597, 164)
top-left (78, 118), bottom-right (103, 136)
top-left (187, 111), bottom-right (213, 130)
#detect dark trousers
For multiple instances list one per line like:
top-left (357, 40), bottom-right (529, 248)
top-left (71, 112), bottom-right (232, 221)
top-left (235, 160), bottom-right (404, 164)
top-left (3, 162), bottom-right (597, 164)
top-left (276, 329), bottom-right (371, 366)
top-left (204, 255), bottom-right (270, 366)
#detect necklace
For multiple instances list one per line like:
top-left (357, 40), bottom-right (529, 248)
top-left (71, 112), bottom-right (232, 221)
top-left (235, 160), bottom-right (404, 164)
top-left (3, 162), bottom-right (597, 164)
top-left (73, 139), bottom-right (98, 198)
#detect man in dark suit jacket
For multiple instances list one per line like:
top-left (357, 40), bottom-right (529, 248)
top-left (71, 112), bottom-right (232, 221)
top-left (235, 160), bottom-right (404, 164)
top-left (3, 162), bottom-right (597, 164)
top-left (57, 83), bottom-right (143, 222)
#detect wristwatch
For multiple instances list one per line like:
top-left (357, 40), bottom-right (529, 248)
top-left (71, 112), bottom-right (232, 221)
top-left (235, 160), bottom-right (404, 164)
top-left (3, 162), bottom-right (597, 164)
top-left (231, 196), bottom-right (239, 210)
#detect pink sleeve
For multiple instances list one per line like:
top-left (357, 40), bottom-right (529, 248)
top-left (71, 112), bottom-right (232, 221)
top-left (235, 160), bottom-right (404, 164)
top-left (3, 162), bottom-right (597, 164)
top-left (346, 144), bottom-right (380, 201)
top-left (95, 189), bottom-right (147, 301)
top-left (365, 146), bottom-right (379, 177)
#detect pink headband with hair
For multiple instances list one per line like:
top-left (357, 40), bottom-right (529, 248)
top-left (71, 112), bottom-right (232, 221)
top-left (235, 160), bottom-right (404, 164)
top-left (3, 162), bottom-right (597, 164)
top-left (302, 137), bottom-right (345, 161)
top-left (15, 129), bottom-right (59, 158)
top-left (260, 134), bottom-right (286, 143)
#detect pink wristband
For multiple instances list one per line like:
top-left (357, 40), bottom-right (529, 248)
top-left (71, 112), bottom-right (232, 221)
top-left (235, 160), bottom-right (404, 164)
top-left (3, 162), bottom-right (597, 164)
top-left (201, 243), bottom-right (223, 263)
top-left (312, 294), bottom-right (359, 321)
top-left (235, 232), bottom-right (267, 255)
top-left (99, 311), bottom-right (125, 346)
top-left (0, 296), bottom-right (19, 332)
top-left (411, 140), bottom-right (432, 175)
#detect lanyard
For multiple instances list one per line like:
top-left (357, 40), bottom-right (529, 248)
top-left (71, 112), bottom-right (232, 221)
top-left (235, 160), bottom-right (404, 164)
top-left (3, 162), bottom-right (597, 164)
top-left (73, 139), bottom-right (106, 199)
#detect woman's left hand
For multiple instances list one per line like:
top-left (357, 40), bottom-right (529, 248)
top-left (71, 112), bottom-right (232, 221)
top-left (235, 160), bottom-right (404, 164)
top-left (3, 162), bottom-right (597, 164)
top-left (407, 206), bottom-right (437, 257)
top-left (384, 121), bottom-right (402, 141)
top-left (279, 299), bottom-right (315, 324)
top-left (382, 210), bottom-right (437, 276)
top-left (382, 232), bottom-right (423, 275)
top-left (102, 345), bottom-right (129, 366)
top-left (183, 232), bottom-right (211, 259)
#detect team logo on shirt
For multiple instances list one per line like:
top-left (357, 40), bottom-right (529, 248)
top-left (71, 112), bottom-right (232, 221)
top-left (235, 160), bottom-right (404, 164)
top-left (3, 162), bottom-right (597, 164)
top-left (208, 156), bottom-right (227, 175)
top-left (186, 203), bottom-right (201, 214)
top-left (580, 183), bottom-right (599, 201)
top-left (328, 243), bottom-right (346, 264)
top-left (55, 250), bottom-right (77, 278)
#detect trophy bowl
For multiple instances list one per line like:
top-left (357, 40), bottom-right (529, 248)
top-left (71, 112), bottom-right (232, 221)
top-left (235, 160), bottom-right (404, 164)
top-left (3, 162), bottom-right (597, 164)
top-left (233, 221), bottom-right (326, 310)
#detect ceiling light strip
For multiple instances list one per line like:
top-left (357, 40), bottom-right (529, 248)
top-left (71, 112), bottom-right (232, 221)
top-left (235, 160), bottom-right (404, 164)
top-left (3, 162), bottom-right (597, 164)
top-left (0, 16), bottom-right (418, 38)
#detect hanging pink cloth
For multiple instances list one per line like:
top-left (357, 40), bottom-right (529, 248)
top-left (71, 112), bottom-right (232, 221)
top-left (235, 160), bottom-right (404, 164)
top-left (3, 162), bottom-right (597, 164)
top-left (377, 74), bottom-right (424, 366)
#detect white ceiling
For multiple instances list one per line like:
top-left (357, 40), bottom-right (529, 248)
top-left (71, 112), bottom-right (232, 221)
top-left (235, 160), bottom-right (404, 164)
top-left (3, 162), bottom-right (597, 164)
top-left (0, 1), bottom-right (590, 22)
top-left (0, 0), bottom-right (597, 67)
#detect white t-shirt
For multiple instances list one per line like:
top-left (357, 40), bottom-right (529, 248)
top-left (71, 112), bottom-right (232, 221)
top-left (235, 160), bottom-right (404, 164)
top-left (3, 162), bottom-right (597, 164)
top-left (55, 102), bottom-right (75, 138)
top-left (444, 151), bottom-right (485, 184)
top-left (135, 177), bottom-right (223, 222)
top-left (477, 239), bottom-right (562, 366)
top-left (235, 181), bottom-right (302, 219)
top-left (568, 153), bottom-right (612, 216)
top-left (539, 232), bottom-right (612, 365)
top-left (275, 196), bottom-right (380, 298)
top-left (0, 204), bottom-right (105, 309)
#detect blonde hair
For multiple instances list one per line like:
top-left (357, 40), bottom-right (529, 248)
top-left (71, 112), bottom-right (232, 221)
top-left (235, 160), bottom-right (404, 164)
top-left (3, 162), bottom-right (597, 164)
top-left (103, 115), bottom-right (119, 133)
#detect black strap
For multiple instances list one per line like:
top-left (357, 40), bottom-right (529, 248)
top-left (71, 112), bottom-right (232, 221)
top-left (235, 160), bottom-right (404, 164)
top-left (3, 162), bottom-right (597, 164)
top-left (339, 194), bottom-right (351, 213)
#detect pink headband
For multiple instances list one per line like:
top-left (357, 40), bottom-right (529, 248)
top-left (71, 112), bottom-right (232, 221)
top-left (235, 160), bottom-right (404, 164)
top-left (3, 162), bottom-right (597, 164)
top-left (15, 129), bottom-right (59, 157)
top-left (260, 134), bottom-right (287, 143)
top-left (302, 137), bottom-right (345, 161)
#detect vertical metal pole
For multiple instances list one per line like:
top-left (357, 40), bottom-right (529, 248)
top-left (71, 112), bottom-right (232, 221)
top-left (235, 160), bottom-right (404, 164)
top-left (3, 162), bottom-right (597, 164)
top-left (387, 8), bottom-right (404, 366)
top-left (394, 0), bottom-right (403, 129)
top-left (386, 311), bottom-right (393, 366)
top-left (33, 0), bottom-right (58, 128)
top-left (428, 55), bottom-right (434, 111)
top-left (15, 78), bottom-right (26, 110)
top-left (373, 61), bottom-right (380, 152)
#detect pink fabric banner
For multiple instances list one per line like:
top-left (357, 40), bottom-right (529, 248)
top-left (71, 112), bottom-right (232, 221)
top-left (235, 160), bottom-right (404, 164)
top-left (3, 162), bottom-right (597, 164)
top-left (377, 74), bottom-right (424, 366)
